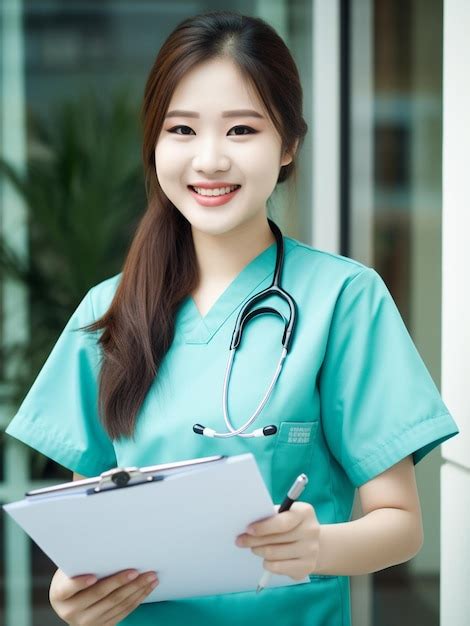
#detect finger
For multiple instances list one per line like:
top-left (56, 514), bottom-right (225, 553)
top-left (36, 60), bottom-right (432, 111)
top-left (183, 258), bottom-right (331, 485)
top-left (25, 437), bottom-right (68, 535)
top-left (263, 557), bottom-right (309, 580)
top-left (99, 579), bottom-right (158, 624)
top-left (237, 523), bottom-right (304, 547)
top-left (251, 541), bottom-right (307, 561)
top-left (251, 540), bottom-right (306, 561)
top-left (64, 569), bottom-right (147, 615)
top-left (246, 503), bottom-right (308, 536)
top-left (51, 570), bottom-right (98, 602)
top-left (82, 571), bottom-right (158, 622)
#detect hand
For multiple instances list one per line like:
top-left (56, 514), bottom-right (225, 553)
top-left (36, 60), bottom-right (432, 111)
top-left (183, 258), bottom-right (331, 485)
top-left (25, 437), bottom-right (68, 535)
top-left (235, 502), bottom-right (320, 581)
top-left (49, 567), bottom-right (159, 625)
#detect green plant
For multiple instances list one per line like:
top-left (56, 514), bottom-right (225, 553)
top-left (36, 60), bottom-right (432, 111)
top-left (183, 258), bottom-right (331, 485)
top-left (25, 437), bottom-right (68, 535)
top-left (0, 87), bottom-right (146, 477)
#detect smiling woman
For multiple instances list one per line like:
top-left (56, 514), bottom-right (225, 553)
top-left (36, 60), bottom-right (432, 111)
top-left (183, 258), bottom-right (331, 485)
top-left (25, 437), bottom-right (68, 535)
top-left (3, 7), bottom-right (459, 626)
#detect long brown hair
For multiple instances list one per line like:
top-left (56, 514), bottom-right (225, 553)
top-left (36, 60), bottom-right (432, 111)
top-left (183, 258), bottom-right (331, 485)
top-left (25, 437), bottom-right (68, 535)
top-left (81, 10), bottom-right (308, 441)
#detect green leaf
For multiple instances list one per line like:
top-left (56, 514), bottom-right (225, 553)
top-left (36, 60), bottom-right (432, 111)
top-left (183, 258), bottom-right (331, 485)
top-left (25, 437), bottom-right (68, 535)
top-left (0, 86), bottom-right (146, 478)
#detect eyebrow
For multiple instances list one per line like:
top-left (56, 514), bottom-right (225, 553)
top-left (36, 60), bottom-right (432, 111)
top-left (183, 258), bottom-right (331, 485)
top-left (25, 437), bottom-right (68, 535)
top-left (165, 109), bottom-right (264, 119)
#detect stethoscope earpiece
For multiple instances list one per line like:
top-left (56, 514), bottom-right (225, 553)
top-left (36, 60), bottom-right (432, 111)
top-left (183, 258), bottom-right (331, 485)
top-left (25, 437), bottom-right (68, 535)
top-left (192, 219), bottom-right (297, 439)
top-left (193, 423), bottom-right (278, 438)
top-left (262, 425), bottom-right (278, 436)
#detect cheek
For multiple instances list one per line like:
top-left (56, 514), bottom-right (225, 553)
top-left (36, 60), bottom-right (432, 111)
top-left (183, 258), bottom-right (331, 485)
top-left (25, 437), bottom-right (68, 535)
top-left (154, 142), bottom-right (182, 187)
top-left (244, 142), bottom-right (282, 191)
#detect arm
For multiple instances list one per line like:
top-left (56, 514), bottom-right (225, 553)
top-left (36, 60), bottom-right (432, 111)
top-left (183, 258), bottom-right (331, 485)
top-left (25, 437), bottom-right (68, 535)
top-left (236, 454), bottom-right (424, 579)
top-left (313, 454), bottom-right (424, 575)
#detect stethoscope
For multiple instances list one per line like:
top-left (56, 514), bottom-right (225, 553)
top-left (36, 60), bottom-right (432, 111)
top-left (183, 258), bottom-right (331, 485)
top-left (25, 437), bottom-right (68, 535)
top-left (193, 218), bottom-right (298, 439)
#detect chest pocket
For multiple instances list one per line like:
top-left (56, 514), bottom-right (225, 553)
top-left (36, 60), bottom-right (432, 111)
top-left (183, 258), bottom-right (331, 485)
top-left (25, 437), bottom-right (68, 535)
top-left (271, 421), bottom-right (319, 504)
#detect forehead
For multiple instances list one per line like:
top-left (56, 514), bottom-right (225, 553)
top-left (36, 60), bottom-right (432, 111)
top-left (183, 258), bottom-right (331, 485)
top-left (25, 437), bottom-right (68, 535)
top-left (167, 57), bottom-right (266, 117)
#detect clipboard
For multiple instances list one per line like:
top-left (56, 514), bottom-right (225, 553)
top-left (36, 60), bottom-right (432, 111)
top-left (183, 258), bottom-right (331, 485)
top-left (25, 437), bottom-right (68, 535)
top-left (3, 453), bottom-right (310, 602)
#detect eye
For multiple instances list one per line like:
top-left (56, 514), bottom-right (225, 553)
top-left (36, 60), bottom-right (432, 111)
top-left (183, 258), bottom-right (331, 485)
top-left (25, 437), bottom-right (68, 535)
top-left (166, 125), bottom-right (257, 136)
top-left (228, 125), bottom-right (257, 136)
top-left (167, 125), bottom-right (194, 135)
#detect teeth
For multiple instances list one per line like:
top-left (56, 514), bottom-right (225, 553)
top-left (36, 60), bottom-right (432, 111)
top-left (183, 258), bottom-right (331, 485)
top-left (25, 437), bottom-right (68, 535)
top-left (192, 185), bottom-right (239, 196)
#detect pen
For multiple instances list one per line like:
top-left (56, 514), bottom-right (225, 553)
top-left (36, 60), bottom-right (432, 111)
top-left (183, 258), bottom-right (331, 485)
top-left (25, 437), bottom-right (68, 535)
top-left (256, 473), bottom-right (309, 594)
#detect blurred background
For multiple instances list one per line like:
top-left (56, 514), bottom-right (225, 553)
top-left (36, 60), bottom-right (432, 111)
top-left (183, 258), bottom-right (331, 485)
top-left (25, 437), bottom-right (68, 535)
top-left (0, 0), bottom-right (446, 624)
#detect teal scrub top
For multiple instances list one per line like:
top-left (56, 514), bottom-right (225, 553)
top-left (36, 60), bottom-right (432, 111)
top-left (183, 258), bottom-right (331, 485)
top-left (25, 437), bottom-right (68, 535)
top-left (5, 236), bottom-right (460, 626)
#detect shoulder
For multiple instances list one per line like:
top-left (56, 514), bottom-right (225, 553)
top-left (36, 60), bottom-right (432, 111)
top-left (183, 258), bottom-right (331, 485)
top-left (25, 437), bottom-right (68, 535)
top-left (284, 236), bottom-right (382, 294)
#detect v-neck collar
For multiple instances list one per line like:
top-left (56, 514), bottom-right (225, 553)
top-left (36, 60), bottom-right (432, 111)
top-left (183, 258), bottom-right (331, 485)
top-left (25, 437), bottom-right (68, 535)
top-left (176, 236), bottom-right (298, 345)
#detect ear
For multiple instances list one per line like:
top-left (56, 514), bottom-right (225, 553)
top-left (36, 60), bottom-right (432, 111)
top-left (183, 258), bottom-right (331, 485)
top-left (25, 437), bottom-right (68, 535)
top-left (280, 138), bottom-right (299, 167)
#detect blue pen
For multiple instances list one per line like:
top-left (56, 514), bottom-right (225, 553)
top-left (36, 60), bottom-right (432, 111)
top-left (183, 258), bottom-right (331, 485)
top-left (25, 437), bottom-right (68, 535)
top-left (256, 473), bottom-right (309, 594)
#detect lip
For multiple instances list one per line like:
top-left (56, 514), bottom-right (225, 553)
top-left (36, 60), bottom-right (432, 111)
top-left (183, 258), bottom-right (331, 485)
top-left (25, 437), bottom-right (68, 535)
top-left (188, 182), bottom-right (241, 189)
top-left (188, 185), bottom-right (241, 207)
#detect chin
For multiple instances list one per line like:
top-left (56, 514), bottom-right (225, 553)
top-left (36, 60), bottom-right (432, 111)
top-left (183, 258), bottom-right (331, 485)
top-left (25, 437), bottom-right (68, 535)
top-left (189, 214), bottom-right (248, 237)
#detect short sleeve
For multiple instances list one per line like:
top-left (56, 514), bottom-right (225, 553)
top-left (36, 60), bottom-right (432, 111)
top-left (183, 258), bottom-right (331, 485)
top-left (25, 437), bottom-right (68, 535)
top-left (4, 287), bottom-right (117, 477)
top-left (319, 267), bottom-right (460, 488)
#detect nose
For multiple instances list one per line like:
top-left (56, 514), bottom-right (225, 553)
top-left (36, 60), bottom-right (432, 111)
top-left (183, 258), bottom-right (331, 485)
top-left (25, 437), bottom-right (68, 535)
top-left (192, 136), bottom-right (230, 173)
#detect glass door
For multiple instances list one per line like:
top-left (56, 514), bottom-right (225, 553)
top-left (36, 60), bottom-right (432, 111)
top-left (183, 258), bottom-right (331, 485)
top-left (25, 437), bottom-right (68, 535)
top-left (348, 1), bottom-right (444, 624)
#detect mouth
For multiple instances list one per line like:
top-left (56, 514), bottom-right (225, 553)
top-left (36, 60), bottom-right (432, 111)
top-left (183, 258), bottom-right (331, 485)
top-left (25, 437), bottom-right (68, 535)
top-left (187, 184), bottom-right (242, 207)
top-left (187, 184), bottom-right (241, 196)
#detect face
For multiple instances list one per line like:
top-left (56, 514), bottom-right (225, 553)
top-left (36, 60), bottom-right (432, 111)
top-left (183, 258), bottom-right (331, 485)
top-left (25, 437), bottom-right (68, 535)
top-left (154, 57), bottom-right (293, 237)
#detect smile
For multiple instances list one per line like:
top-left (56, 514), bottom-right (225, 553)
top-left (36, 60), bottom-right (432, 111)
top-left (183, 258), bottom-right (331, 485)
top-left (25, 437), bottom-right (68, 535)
top-left (191, 184), bottom-right (241, 196)
top-left (187, 185), bottom-right (242, 207)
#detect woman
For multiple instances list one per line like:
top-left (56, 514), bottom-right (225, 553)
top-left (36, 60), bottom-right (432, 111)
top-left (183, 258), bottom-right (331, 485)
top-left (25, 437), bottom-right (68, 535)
top-left (5, 10), bottom-right (459, 626)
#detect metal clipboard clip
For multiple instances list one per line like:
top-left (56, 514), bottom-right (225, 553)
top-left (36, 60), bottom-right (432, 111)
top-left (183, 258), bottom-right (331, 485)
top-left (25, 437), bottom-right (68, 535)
top-left (91, 467), bottom-right (162, 494)
top-left (24, 454), bottom-right (226, 499)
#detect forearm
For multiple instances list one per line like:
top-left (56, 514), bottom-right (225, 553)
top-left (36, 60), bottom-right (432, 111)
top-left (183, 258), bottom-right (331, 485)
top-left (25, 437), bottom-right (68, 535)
top-left (312, 507), bottom-right (423, 576)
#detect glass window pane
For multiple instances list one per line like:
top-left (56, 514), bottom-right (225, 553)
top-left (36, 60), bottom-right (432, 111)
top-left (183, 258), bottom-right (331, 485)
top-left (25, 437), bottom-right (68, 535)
top-left (349, 1), bottom-right (443, 624)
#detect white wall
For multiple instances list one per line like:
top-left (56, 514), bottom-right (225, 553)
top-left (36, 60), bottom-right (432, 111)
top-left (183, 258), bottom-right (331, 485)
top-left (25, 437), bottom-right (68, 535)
top-left (441, 1), bottom-right (470, 624)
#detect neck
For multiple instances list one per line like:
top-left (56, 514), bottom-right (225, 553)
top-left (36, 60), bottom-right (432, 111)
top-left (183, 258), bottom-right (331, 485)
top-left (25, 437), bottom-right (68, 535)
top-left (191, 213), bottom-right (276, 289)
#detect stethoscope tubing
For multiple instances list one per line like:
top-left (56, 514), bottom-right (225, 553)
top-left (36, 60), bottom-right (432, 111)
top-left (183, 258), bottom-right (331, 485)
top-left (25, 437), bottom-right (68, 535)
top-left (193, 219), bottom-right (297, 439)
top-left (221, 346), bottom-right (287, 438)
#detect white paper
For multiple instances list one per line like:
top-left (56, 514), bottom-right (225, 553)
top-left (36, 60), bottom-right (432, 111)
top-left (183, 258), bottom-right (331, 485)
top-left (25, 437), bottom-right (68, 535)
top-left (3, 453), bottom-right (309, 602)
